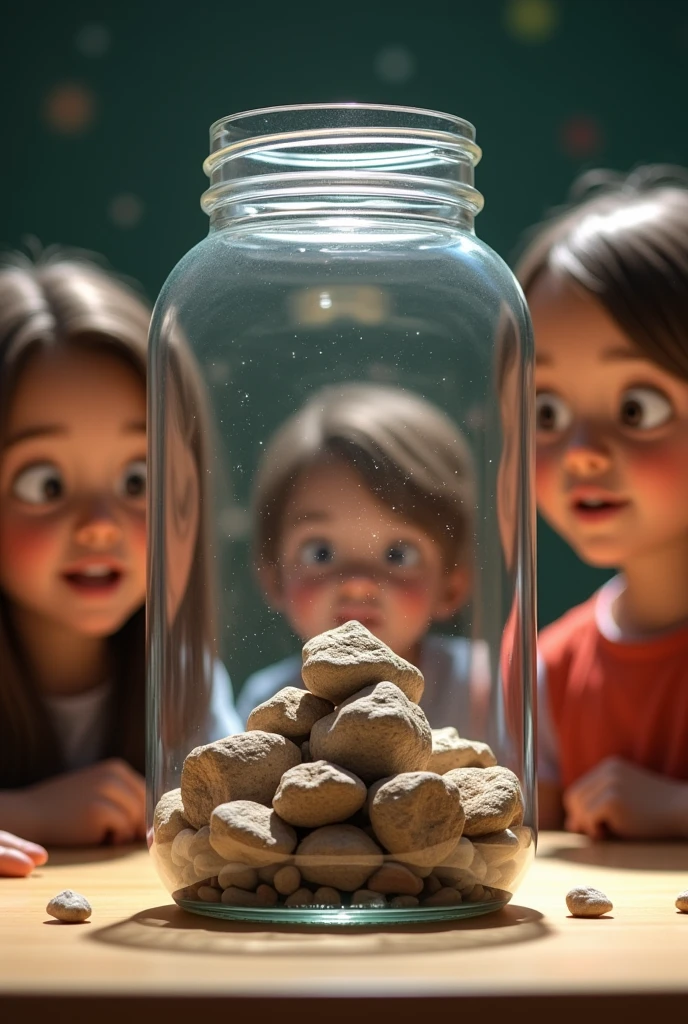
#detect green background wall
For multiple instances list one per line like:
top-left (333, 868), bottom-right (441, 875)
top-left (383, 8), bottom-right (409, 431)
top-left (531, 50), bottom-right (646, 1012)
top-left (2, 0), bottom-right (687, 630)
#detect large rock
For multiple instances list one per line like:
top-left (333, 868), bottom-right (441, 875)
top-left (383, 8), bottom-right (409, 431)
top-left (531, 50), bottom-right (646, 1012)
top-left (295, 824), bottom-right (383, 891)
top-left (427, 727), bottom-right (497, 774)
top-left (210, 800), bottom-right (297, 867)
top-left (246, 687), bottom-right (333, 740)
top-left (153, 788), bottom-right (191, 844)
top-left (309, 682), bottom-right (432, 784)
top-left (444, 766), bottom-right (524, 837)
top-left (181, 731), bottom-right (301, 828)
top-left (368, 771), bottom-right (465, 867)
top-left (272, 760), bottom-right (367, 828)
top-left (302, 620), bottom-right (424, 705)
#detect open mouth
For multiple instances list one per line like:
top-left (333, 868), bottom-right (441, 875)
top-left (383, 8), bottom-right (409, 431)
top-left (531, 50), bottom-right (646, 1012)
top-left (571, 497), bottom-right (628, 520)
top-left (62, 566), bottom-right (123, 593)
top-left (334, 610), bottom-right (383, 629)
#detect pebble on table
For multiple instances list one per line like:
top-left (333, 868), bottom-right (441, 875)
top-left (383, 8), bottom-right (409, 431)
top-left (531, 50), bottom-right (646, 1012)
top-left (46, 889), bottom-right (92, 923)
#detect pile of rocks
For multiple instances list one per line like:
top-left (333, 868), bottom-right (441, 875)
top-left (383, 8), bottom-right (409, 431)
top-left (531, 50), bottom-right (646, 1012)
top-left (152, 621), bottom-right (532, 911)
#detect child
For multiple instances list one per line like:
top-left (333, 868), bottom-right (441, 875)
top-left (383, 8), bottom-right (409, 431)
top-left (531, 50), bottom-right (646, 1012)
top-left (517, 167), bottom-right (688, 838)
top-left (237, 382), bottom-right (482, 729)
top-left (0, 251), bottom-right (240, 858)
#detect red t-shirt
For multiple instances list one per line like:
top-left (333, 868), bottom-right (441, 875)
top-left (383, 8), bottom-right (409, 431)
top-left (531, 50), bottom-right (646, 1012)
top-left (539, 594), bottom-right (688, 790)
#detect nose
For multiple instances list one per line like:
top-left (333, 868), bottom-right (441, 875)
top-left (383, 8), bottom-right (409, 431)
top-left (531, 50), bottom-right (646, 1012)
top-left (561, 425), bottom-right (612, 478)
top-left (74, 505), bottom-right (123, 550)
top-left (337, 571), bottom-right (380, 600)
top-left (563, 446), bottom-right (612, 477)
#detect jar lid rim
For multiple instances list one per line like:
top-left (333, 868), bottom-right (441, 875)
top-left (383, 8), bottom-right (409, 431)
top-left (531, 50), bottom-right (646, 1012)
top-left (209, 102), bottom-right (476, 141)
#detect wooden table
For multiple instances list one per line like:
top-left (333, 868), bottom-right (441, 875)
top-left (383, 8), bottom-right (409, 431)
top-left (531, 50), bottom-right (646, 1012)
top-left (1, 832), bottom-right (686, 1023)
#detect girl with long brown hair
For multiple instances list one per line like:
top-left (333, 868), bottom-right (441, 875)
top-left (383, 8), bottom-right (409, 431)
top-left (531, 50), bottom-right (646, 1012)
top-left (0, 251), bottom-right (239, 866)
top-left (518, 167), bottom-right (688, 838)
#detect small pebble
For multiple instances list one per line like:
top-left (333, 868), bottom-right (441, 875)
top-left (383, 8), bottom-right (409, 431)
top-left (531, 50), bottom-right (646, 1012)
top-left (313, 886), bottom-right (342, 906)
top-left (285, 887), bottom-right (314, 907)
top-left (422, 886), bottom-right (462, 907)
top-left (422, 874), bottom-right (442, 897)
top-left (390, 895), bottom-right (420, 908)
top-left (46, 890), bottom-right (92, 923)
top-left (273, 865), bottom-right (301, 896)
top-left (197, 885), bottom-right (221, 903)
top-left (566, 886), bottom-right (613, 918)
top-left (217, 863), bottom-right (258, 891)
top-left (256, 883), bottom-right (279, 906)
top-left (351, 889), bottom-right (387, 907)
top-left (675, 890), bottom-right (688, 913)
top-left (221, 886), bottom-right (261, 907)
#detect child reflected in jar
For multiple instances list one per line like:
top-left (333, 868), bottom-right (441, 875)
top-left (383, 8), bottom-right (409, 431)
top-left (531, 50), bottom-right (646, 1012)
top-left (237, 383), bottom-right (485, 729)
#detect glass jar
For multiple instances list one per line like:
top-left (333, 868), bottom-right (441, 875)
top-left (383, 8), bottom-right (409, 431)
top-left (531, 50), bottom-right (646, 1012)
top-left (147, 103), bottom-right (536, 925)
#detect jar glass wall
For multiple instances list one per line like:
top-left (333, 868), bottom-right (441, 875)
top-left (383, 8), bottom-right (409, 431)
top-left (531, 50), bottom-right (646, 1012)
top-left (147, 104), bottom-right (536, 924)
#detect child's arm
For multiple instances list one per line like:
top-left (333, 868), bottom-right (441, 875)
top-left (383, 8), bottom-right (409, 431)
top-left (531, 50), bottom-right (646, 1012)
top-left (0, 830), bottom-right (48, 877)
top-left (538, 780), bottom-right (565, 830)
top-left (563, 757), bottom-right (688, 840)
top-left (0, 758), bottom-right (146, 847)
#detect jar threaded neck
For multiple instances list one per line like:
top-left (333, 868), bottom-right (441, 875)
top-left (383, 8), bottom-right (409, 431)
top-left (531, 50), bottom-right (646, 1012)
top-left (202, 103), bottom-right (483, 230)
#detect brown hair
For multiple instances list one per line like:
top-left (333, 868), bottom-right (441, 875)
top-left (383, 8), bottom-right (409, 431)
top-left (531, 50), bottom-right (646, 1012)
top-left (0, 251), bottom-right (213, 788)
top-left (252, 382), bottom-right (475, 579)
top-left (515, 165), bottom-right (688, 382)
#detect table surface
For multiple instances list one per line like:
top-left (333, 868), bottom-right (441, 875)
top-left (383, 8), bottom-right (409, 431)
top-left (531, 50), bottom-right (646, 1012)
top-left (1, 831), bottom-right (687, 1018)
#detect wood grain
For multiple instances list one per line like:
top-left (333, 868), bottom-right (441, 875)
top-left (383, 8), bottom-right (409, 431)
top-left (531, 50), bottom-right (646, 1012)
top-left (0, 832), bottom-right (686, 1021)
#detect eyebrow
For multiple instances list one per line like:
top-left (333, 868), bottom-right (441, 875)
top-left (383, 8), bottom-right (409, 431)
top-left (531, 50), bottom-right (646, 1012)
top-left (3, 420), bottom-right (146, 450)
top-left (288, 511), bottom-right (332, 526)
top-left (535, 346), bottom-right (651, 367)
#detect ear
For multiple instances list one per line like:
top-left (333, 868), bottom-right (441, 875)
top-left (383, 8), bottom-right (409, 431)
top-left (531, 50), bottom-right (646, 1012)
top-left (432, 564), bottom-right (472, 621)
top-left (256, 561), bottom-right (285, 613)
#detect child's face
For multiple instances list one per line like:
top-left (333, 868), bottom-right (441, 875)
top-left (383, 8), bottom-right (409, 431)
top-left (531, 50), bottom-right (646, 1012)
top-left (266, 457), bottom-right (468, 660)
top-left (530, 272), bottom-right (688, 569)
top-left (0, 346), bottom-right (147, 638)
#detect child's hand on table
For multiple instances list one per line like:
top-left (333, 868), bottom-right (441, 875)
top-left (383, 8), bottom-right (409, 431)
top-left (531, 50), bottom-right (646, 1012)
top-left (563, 757), bottom-right (688, 840)
top-left (23, 759), bottom-right (147, 847)
top-left (0, 831), bottom-right (48, 876)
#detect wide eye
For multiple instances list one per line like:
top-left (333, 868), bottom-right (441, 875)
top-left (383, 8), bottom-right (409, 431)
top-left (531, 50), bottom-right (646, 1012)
top-left (11, 462), bottom-right (64, 505)
top-left (620, 387), bottom-right (673, 430)
top-left (536, 392), bottom-right (572, 433)
top-left (118, 459), bottom-right (147, 498)
top-left (298, 539), bottom-right (335, 566)
top-left (385, 541), bottom-right (421, 567)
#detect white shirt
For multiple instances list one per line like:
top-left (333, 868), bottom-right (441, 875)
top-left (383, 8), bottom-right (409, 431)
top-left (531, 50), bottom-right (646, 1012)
top-left (43, 660), bottom-right (241, 771)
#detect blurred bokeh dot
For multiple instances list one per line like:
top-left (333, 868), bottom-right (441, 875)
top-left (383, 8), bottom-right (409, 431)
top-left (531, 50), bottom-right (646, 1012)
top-left (374, 45), bottom-right (416, 84)
top-left (108, 194), bottom-right (145, 229)
top-left (43, 84), bottom-right (96, 135)
top-left (74, 23), bottom-right (111, 57)
top-left (560, 116), bottom-right (602, 158)
top-left (504, 0), bottom-right (558, 42)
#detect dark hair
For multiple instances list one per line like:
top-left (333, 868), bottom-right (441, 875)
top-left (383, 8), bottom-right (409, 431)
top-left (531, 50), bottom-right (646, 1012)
top-left (252, 382), bottom-right (475, 577)
top-left (515, 165), bottom-right (688, 382)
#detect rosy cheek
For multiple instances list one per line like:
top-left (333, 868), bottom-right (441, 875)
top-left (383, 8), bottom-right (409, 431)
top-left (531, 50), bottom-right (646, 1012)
top-left (535, 448), bottom-right (559, 507)
top-left (283, 578), bottom-right (329, 616)
top-left (128, 517), bottom-right (147, 568)
top-left (625, 446), bottom-right (688, 500)
top-left (0, 515), bottom-right (61, 581)
top-left (385, 579), bottom-right (432, 619)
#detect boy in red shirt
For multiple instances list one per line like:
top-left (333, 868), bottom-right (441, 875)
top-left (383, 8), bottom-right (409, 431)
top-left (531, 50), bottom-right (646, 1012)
top-left (517, 167), bottom-right (688, 838)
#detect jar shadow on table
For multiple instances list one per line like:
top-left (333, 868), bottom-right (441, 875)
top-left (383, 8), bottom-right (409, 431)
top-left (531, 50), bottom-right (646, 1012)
top-left (90, 903), bottom-right (548, 958)
top-left (540, 841), bottom-right (688, 872)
